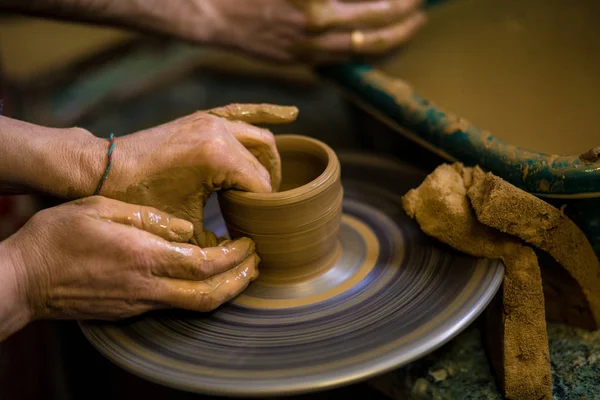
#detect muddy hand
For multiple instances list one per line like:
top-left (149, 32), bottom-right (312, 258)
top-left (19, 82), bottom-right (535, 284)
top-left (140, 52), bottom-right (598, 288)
top-left (103, 103), bottom-right (297, 246)
top-left (0, 197), bottom-right (259, 330)
top-left (208, 103), bottom-right (299, 191)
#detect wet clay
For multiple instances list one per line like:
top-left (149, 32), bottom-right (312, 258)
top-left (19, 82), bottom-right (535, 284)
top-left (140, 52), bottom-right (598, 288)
top-left (218, 135), bottom-right (343, 284)
top-left (208, 104), bottom-right (299, 126)
top-left (467, 168), bottom-right (600, 329)
top-left (109, 104), bottom-right (298, 247)
top-left (378, 0), bottom-right (600, 155)
top-left (402, 164), bottom-right (552, 400)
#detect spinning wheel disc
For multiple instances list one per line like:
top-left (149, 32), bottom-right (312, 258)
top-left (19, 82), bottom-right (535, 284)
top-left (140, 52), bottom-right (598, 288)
top-left (80, 153), bottom-right (504, 397)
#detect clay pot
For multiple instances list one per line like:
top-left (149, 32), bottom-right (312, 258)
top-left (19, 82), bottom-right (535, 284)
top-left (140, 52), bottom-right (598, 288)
top-left (218, 135), bottom-right (343, 283)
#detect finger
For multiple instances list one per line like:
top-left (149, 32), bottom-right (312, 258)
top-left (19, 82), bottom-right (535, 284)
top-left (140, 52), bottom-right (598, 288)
top-left (191, 230), bottom-right (219, 248)
top-left (309, 0), bottom-right (425, 30)
top-left (152, 237), bottom-right (255, 281)
top-left (226, 138), bottom-right (273, 194)
top-left (174, 195), bottom-right (216, 248)
top-left (301, 10), bottom-right (426, 55)
top-left (208, 104), bottom-right (299, 125)
top-left (81, 196), bottom-right (194, 243)
top-left (154, 253), bottom-right (259, 312)
top-left (224, 120), bottom-right (282, 192)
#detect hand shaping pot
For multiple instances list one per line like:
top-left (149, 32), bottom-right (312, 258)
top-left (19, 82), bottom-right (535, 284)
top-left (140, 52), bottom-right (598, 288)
top-left (218, 135), bottom-right (343, 283)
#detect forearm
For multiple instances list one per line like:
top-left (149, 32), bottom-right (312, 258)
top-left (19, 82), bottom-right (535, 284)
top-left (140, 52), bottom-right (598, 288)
top-left (0, 116), bottom-right (106, 197)
top-left (0, 238), bottom-right (31, 342)
top-left (0, 0), bottom-right (214, 44)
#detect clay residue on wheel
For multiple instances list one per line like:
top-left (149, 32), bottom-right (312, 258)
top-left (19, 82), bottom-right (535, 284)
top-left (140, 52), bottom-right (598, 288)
top-left (580, 146), bottom-right (600, 163)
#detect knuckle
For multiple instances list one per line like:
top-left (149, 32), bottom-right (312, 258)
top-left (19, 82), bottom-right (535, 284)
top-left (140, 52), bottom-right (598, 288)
top-left (205, 134), bottom-right (231, 155)
top-left (195, 247), bottom-right (227, 279)
top-left (138, 205), bottom-right (163, 229)
top-left (123, 240), bottom-right (156, 270)
top-left (179, 250), bottom-right (205, 280)
top-left (88, 195), bottom-right (108, 204)
top-left (68, 213), bottom-right (90, 233)
top-left (28, 208), bottom-right (51, 225)
top-left (198, 113), bottom-right (224, 132)
top-left (128, 285), bottom-right (152, 303)
top-left (196, 262), bottom-right (215, 281)
top-left (260, 129), bottom-right (276, 149)
top-left (40, 205), bottom-right (87, 231)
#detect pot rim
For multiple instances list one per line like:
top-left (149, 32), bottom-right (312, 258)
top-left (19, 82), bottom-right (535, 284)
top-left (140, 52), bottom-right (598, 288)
top-left (220, 134), bottom-right (340, 204)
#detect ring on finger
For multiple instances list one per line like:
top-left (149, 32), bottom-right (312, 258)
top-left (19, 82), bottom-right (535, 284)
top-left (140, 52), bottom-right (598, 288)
top-left (350, 30), bottom-right (365, 53)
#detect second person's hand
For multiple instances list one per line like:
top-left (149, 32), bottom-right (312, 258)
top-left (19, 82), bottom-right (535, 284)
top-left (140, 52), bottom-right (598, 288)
top-left (180, 0), bottom-right (427, 63)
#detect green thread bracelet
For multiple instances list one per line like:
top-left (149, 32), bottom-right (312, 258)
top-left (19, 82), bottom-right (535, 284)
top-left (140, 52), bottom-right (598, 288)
top-left (93, 133), bottom-right (115, 195)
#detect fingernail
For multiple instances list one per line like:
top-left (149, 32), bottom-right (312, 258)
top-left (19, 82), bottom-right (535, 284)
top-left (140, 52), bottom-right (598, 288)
top-left (230, 237), bottom-right (255, 255)
top-left (171, 218), bottom-right (194, 240)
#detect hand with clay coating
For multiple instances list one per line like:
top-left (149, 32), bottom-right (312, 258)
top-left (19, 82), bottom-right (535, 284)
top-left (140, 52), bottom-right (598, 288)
top-left (0, 196), bottom-right (258, 341)
top-left (103, 104), bottom-right (298, 247)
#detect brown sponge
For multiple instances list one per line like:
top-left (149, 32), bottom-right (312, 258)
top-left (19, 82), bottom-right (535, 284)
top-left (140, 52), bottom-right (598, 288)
top-left (467, 167), bottom-right (600, 329)
top-left (402, 164), bottom-right (552, 399)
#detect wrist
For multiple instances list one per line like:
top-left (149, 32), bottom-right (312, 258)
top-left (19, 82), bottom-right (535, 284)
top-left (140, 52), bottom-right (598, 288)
top-left (0, 117), bottom-right (103, 197)
top-left (32, 127), bottom-right (133, 199)
top-left (0, 117), bottom-right (135, 200)
top-left (27, 126), bottom-right (108, 198)
top-left (54, 127), bottom-right (108, 198)
top-left (0, 238), bottom-right (32, 341)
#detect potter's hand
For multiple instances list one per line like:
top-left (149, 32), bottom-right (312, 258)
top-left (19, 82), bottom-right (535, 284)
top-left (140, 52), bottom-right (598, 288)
top-left (105, 104), bottom-right (297, 246)
top-left (192, 0), bottom-right (427, 63)
top-left (0, 196), bottom-right (258, 341)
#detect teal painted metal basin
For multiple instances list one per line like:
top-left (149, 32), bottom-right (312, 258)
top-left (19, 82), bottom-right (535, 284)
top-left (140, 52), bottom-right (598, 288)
top-left (317, 63), bottom-right (600, 257)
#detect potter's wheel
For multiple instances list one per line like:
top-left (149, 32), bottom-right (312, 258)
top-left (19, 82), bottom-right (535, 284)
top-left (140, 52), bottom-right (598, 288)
top-left (80, 152), bottom-right (504, 397)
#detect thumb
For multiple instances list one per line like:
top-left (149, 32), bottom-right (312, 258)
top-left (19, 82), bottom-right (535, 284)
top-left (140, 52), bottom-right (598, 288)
top-left (207, 103), bottom-right (299, 125)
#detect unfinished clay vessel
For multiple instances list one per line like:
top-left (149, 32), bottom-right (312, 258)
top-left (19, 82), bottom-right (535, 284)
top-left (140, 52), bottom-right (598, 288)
top-left (218, 134), bottom-right (343, 282)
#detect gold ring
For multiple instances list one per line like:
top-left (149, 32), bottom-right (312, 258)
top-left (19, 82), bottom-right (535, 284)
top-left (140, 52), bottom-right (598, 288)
top-left (350, 30), bottom-right (365, 53)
